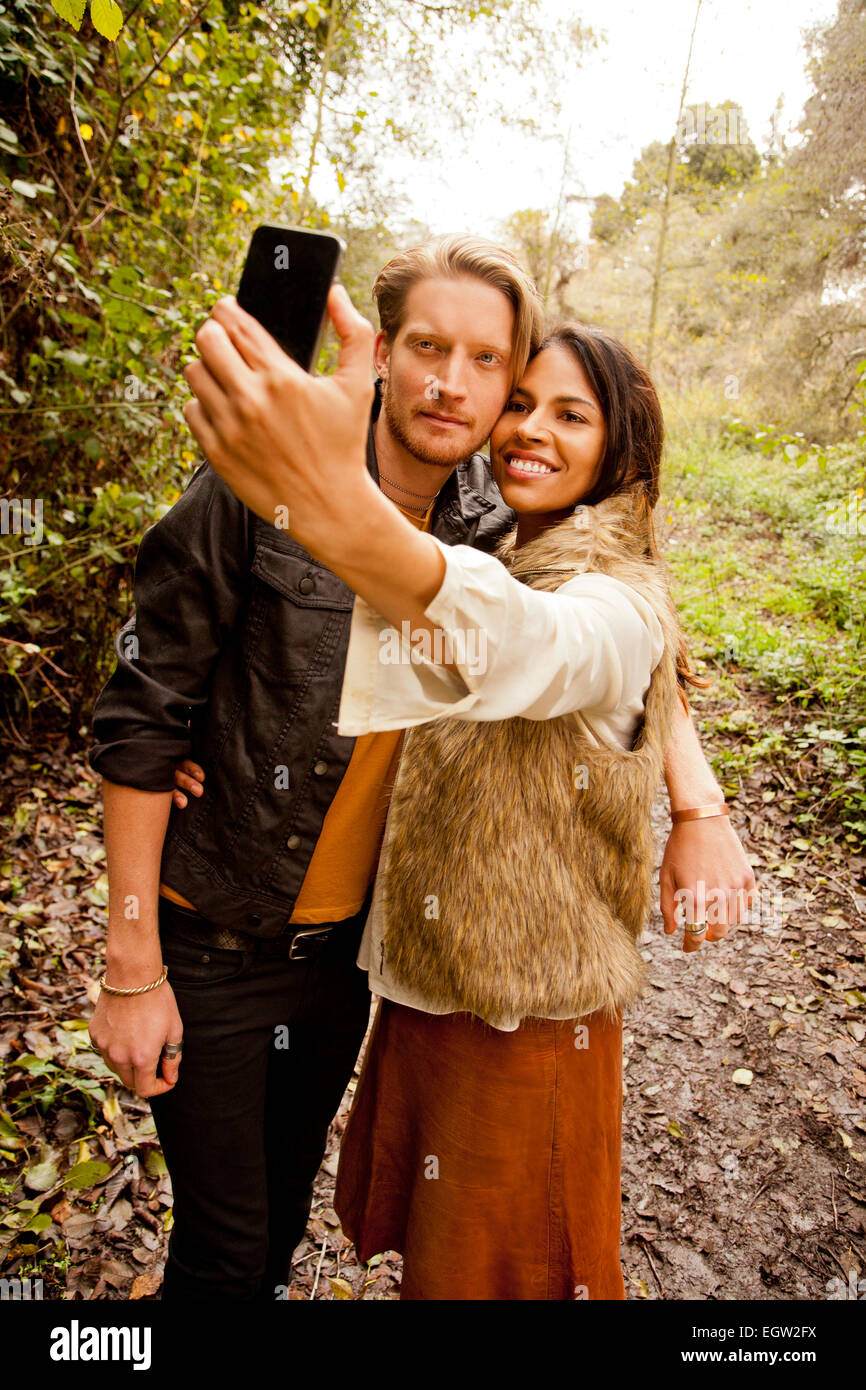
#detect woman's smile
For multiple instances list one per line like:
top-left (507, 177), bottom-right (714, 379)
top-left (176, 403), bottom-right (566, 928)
top-left (503, 448), bottom-right (561, 479)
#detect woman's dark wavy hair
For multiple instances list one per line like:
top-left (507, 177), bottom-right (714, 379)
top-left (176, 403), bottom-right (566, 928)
top-left (535, 322), bottom-right (710, 704)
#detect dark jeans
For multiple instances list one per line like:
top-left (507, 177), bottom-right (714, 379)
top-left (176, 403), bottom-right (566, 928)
top-left (149, 890), bottom-right (373, 1302)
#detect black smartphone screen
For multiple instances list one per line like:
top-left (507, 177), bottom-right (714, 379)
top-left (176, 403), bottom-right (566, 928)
top-left (236, 225), bottom-right (345, 372)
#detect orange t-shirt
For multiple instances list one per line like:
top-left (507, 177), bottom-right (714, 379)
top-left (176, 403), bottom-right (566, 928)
top-left (287, 499), bottom-right (435, 924)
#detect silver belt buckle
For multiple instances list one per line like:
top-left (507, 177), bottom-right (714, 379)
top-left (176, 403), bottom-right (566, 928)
top-left (288, 926), bottom-right (333, 961)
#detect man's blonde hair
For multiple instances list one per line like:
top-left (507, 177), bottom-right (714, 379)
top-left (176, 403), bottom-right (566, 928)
top-left (372, 233), bottom-right (544, 388)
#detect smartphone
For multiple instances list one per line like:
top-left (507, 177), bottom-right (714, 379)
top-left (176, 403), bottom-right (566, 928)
top-left (236, 225), bottom-right (346, 372)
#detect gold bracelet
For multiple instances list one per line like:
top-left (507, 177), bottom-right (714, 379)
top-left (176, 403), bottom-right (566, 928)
top-left (99, 966), bottom-right (168, 997)
top-left (670, 804), bottom-right (730, 824)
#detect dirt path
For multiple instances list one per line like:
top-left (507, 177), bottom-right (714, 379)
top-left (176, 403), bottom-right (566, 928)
top-left (1, 718), bottom-right (864, 1301)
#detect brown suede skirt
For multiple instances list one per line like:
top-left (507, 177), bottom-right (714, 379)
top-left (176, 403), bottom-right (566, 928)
top-left (334, 998), bottom-right (625, 1300)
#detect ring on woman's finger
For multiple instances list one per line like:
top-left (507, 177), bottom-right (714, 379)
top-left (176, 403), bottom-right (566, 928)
top-left (683, 921), bottom-right (708, 935)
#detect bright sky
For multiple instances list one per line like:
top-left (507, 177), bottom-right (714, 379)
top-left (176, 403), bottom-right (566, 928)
top-left (355, 0), bottom-right (839, 239)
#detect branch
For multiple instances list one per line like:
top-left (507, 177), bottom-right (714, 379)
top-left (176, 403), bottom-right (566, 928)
top-left (69, 55), bottom-right (94, 179)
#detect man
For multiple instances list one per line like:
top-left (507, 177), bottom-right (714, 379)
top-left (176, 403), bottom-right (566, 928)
top-left (88, 233), bottom-right (753, 1301)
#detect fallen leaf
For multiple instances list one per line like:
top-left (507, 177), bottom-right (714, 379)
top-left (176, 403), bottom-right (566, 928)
top-left (130, 1264), bottom-right (164, 1300)
top-left (62, 1212), bottom-right (97, 1246)
top-left (704, 963), bottom-right (731, 985)
top-left (63, 1159), bottom-right (111, 1190)
top-left (85, 873), bottom-right (109, 907)
top-left (824, 1040), bottom-right (853, 1066)
top-left (102, 1092), bottom-right (122, 1126)
top-left (96, 1196), bottom-right (133, 1233)
top-left (54, 1108), bottom-right (82, 1142)
top-left (24, 1157), bottom-right (60, 1192)
top-left (100, 1258), bottom-right (134, 1289)
top-left (22, 1029), bottom-right (54, 1059)
top-left (143, 1148), bottom-right (167, 1178)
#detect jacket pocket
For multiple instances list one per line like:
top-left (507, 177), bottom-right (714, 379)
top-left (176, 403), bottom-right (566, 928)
top-left (251, 542), bottom-right (353, 610)
top-left (249, 541), bottom-right (354, 679)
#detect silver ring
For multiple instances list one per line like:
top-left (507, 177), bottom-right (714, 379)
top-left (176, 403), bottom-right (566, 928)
top-left (161, 1042), bottom-right (183, 1058)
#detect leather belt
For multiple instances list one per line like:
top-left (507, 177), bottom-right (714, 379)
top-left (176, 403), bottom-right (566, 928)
top-left (159, 901), bottom-right (338, 961)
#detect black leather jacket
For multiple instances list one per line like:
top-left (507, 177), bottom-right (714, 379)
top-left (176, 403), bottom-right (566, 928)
top-left (89, 394), bottom-right (515, 936)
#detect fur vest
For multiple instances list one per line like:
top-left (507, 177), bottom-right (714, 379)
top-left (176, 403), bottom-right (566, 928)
top-left (378, 486), bottom-right (684, 1023)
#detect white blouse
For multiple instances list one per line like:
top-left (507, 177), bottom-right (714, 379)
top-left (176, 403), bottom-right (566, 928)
top-left (335, 534), bottom-right (666, 1030)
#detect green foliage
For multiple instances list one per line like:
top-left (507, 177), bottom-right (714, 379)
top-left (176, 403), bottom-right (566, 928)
top-left (679, 101), bottom-right (761, 190)
top-left (794, 0), bottom-right (866, 275)
top-left (584, 17), bottom-right (866, 427)
top-left (590, 103), bottom-right (762, 245)
top-left (0, 0), bottom-right (332, 732)
top-left (52, 0), bottom-right (124, 42)
top-left (662, 414), bottom-right (866, 841)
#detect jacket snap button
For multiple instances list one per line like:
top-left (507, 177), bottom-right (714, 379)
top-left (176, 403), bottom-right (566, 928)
top-left (286, 834), bottom-right (301, 849)
top-left (201, 953), bottom-right (210, 963)
top-left (298, 576), bottom-right (315, 595)
top-left (248, 914), bottom-right (262, 927)
top-left (313, 761), bottom-right (328, 775)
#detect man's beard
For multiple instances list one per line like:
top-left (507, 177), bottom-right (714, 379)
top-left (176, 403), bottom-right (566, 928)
top-left (380, 376), bottom-right (479, 467)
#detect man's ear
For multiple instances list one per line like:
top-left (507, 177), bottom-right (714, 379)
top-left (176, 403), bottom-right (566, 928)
top-left (373, 329), bottom-right (391, 379)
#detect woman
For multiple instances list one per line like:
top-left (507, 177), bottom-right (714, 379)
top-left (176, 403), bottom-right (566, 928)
top-left (184, 286), bottom-right (727, 1300)
top-left (328, 323), bottom-right (695, 1300)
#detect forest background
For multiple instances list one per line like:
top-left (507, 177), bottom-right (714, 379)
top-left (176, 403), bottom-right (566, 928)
top-left (0, 0), bottom-right (865, 1303)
